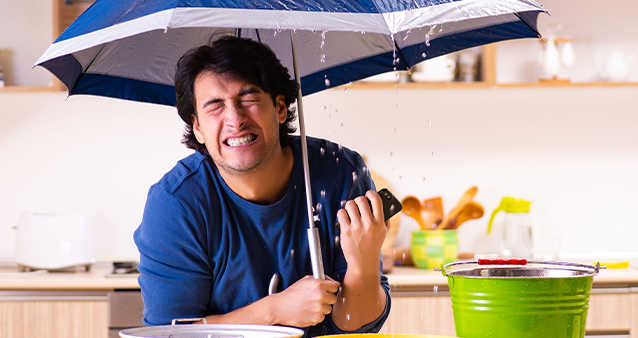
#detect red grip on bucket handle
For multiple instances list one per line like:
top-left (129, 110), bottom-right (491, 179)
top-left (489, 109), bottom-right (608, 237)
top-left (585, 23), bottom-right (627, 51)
top-left (478, 259), bottom-right (527, 265)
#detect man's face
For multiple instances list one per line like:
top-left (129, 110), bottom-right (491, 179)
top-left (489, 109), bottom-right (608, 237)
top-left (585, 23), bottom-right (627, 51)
top-left (192, 70), bottom-right (287, 176)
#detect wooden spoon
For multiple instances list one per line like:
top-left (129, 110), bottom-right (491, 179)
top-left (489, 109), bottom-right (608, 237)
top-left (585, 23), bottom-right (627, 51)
top-left (447, 201), bottom-right (484, 229)
top-left (421, 197), bottom-right (444, 229)
top-left (436, 186), bottom-right (478, 230)
top-left (401, 196), bottom-right (427, 230)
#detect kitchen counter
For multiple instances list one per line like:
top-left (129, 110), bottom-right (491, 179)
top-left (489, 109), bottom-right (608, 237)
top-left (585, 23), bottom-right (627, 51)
top-left (0, 264), bottom-right (139, 290)
top-left (2, 262), bottom-right (637, 290)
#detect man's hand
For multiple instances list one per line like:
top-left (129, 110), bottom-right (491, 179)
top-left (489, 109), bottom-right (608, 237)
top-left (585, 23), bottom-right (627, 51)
top-left (268, 275), bottom-right (340, 327)
top-left (336, 190), bottom-right (388, 276)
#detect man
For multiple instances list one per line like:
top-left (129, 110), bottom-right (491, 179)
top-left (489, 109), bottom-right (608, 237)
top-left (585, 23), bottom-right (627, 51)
top-left (134, 36), bottom-right (390, 336)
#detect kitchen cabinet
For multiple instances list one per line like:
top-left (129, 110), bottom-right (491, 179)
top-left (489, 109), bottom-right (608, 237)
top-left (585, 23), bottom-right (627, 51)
top-left (380, 287), bottom-right (456, 336)
top-left (0, 291), bottom-right (108, 338)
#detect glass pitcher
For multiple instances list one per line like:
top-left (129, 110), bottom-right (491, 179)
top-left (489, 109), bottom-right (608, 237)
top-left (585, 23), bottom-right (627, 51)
top-left (487, 197), bottom-right (533, 258)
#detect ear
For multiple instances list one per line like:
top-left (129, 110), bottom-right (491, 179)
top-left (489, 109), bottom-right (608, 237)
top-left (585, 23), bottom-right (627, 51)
top-left (192, 114), bottom-right (206, 144)
top-left (275, 95), bottom-right (288, 124)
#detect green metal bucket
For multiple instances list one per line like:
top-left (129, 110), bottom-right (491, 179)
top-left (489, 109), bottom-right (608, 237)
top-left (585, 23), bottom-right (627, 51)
top-left (439, 259), bottom-right (604, 338)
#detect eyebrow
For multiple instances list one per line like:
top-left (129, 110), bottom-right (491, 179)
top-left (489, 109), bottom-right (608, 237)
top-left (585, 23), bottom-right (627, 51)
top-left (201, 87), bottom-right (263, 109)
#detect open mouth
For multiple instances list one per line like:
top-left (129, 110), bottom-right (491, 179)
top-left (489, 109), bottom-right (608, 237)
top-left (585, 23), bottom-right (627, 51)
top-left (225, 134), bottom-right (257, 147)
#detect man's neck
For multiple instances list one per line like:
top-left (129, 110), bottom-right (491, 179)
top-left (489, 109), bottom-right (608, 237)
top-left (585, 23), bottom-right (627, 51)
top-left (218, 145), bottom-right (294, 205)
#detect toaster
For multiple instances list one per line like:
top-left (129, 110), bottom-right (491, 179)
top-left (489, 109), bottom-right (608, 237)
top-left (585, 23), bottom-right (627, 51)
top-left (14, 211), bottom-right (96, 270)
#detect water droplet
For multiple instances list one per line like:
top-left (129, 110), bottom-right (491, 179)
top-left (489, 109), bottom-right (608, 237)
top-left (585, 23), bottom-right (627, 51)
top-left (321, 105), bottom-right (326, 113)
top-left (335, 236), bottom-right (340, 247)
top-left (321, 189), bottom-right (326, 199)
top-left (341, 200), bottom-right (347, 208)
top-left (291, 249), bottom-right (295, 259)
top-left (320, 147), bottom-right (325, 157)
top-left (393, 128), bottom-right (397, 134)
top-left (393, 167), bottom-right (396, 173)
top-left (428, 120), bottom-right (432, 126)
top-left (344, 87), bottom-right (347, 92)
top-left (425, 25), bottom-right (436, 47)
top-left (274, 31), bottom-right (278, 37)
top-left (346, 314), bottom-right (350, 321)
top-left (338, 144), bottom-right (343, 152)
top-left (422, 52), bottom-right (427, 58)
top-left (316, 202), bottom-right (323, 213)
top-left (430, 151), bottom-right (434, 156)
top-left (403, 29), bottom-right (411, 41)
top-left (363, 166), bottom-right (368, 175)
top-left (321, 54), bottom-right (326, 63)
top-left (324, 76), bottom-right (331, 87)
top-left (352, 171), bottom-right (358, 184)
top-left (320, 30), bottom-right (327, 49)
top-left (336, 158), bottom-right (339, 165)
top-left (434, 285), bottom-right (439, 294)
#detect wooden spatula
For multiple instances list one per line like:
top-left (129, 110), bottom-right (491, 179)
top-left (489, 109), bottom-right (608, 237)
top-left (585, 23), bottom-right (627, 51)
top-left (436, 186), bottom-right (478, 230)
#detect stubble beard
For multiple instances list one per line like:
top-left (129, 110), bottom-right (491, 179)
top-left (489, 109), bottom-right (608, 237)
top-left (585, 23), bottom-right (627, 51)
top-left (213, 114), bottom-right (282, 178)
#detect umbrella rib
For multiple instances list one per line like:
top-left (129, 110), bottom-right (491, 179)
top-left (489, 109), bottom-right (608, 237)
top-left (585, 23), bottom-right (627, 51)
top-left (393, 38), bottom-right (411, 71)
top-left (69, 44), bottom-right (107, 94)
top-left (514, 13), bottom-right (541, 38)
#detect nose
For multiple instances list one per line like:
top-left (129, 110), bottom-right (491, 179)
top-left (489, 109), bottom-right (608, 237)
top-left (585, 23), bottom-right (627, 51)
top-left (224, 102), bottom-right (247, 129)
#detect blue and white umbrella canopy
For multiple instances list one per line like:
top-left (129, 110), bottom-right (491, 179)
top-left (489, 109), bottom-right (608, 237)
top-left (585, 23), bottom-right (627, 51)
top-left (36, 0), bottom-right (546, 106)
top-left (35, 0), bottom-right (547, 279)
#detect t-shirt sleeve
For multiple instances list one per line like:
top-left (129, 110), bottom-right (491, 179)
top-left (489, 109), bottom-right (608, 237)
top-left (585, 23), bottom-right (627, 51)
top-left (134, 186), bottom-right (212, 326)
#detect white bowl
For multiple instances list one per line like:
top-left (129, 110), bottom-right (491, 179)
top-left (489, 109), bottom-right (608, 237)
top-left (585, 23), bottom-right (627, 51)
top-left (411, 71), bottom-right (455, 83)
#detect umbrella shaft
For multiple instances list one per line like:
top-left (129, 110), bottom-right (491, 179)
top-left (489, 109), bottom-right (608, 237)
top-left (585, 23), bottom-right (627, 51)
top-left (291, 31), bottom-right (325, 280)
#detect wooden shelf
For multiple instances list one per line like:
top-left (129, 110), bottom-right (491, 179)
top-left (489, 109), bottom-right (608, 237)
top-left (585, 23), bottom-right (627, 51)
top-left (343, 81), bottom-right (638, 90)
top-left (0, 86), bottom-right (56, 92)
top-left (344, 81), bottom-right (492, 90)
top-left (498, 81), bottom-right (638, 88)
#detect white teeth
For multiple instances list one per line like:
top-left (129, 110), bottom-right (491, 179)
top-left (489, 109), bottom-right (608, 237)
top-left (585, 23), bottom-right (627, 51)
top-left (226, 135), bottom-right (255, 147)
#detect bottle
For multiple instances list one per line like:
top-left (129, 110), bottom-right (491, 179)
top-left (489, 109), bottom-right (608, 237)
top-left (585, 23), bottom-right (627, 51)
top-left (487, 197), bottom-right (533, 258)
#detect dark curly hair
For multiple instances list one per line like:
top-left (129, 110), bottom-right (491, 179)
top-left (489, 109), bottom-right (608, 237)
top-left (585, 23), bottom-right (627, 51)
top-left (175, 35), bottom-right (299, 151)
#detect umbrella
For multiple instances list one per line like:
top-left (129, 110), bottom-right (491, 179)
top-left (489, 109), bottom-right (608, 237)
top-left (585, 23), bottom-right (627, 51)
top-left (35, 0), bottom-right (547, 279)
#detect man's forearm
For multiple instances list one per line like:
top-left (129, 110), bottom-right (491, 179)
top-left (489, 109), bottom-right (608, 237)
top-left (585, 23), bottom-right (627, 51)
top-left (331, 271), bottom-right (387, 331)
top-left (202, 296), bottom-right (277, 325)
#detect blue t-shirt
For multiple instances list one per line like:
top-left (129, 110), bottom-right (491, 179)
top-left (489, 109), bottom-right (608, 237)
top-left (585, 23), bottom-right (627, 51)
top-left (134, 136), bottom-right (391, 336)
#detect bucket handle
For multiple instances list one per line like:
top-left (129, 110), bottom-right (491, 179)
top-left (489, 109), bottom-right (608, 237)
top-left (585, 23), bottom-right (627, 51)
top-left (478, 258), bottom-right (527, 265)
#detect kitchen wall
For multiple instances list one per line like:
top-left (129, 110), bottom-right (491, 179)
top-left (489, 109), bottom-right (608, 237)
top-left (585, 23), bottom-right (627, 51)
top-left (1, 86), bottom-right (637, 260)
top-left (1, 0), bottom-right (637, 261)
